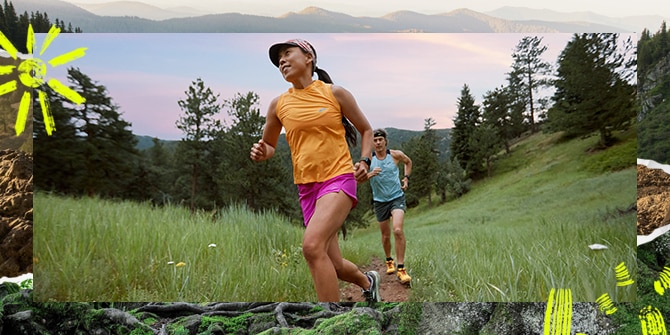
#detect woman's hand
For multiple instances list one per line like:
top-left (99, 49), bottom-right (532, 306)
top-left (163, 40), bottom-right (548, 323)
top-left (354, 161), bottom-right (370, 184)
top-left (250, 139), bottom-right (274, 162)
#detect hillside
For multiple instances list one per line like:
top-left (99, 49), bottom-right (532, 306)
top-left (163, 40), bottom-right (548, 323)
top-left (348, 126), bottom-right (637, 301)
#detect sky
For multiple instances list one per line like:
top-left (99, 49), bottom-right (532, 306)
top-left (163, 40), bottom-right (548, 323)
top-left (21, 32), bottom-right (602, 140)
top-left (66, 0), bottom-right (670, 19)
top-left (10, 0), bottom-right (647, 140)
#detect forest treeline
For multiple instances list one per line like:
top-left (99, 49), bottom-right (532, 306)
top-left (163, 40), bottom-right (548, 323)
top-left (33, 31), bottom-right (638, 228)
top-left (0, 0), bottom-right (81, 54)
top-left (637, 21), bottom-right (670, 164)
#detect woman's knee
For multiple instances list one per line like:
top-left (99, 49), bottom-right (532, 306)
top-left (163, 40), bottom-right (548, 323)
top-left (302, 240), bottom-right (325, 262)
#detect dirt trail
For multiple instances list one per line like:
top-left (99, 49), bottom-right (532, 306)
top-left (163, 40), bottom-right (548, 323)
top-left (339, 256), bottom-right (411, 302)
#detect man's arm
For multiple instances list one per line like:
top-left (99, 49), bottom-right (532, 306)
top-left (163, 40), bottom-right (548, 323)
top-left (391, 150), bottom-right (412, 190)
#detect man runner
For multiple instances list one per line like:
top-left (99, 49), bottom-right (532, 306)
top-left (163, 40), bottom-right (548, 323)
top-left (367, 128), bottom-right (412, 284)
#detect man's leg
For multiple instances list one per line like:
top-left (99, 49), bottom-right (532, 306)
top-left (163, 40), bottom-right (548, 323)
top-left (378, 219), bottom-right (392, 259)
top-left (390, 209), bottom-right (406, 266)
top-left (391, 208), bottom-right (411, 284)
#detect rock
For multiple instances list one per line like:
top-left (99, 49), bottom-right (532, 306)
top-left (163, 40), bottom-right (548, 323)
top-left (418, 302), bottom-right (495, 334)
top-left (418, 302), bottom-right (617, 335)
top-left (0, 150), bottom-right (33, 278)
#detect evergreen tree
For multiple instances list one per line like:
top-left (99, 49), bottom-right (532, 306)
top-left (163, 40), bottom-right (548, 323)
top-left (638, 21), bottom-right (670, 164)
top-left (469, 124), bottom-right (502, 178)
top-left (34, 68), bottom-right (139, 196)
top-left (508, 36), bottom-right (552, 133)
top-left (0, 1), bottom-right (81, 54)
top-left (129, 138), bottom-right (175, 205)
top-left (34, 84), bottom-right (85, 194)
top-left (450, 84), bottom-right (483, 178)
top-left (546, 33), bottom-right (636, 148)
top-left (404, 118), bottom-right (439, 206)
top-left (68, 67), bottom-right (139, 196)
top-left (481, 85), bottom-right (513, 154)
top-left (215, 92), bottom-right (297, 217)
top-left (175, 78), bottom-right (222, 212)
top-left (442, 157), bottom-right (471, 199)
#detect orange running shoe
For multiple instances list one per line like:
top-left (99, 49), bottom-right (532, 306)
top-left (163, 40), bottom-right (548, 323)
top-left (397, 267), bottom-right (411, 284)
top-left (385, 259), bottom-right (396, 274)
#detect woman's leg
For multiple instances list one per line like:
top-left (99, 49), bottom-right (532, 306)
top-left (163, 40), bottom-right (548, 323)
top-left (302, 191), bottom-right (357, 301)
top-left (327, 231), bottom-right (371, 290)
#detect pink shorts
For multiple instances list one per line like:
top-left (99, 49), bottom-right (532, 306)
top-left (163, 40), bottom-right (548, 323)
top-left (297, 173), bottom-right (358, 226)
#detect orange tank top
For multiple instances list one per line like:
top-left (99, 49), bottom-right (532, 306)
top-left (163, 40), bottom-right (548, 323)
top-left (276, 80), bottom-right (354, 184)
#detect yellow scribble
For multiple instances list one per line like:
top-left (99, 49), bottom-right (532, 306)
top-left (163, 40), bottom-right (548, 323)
top-left (615, 262), bottom-right (634, 287)
top-left (48, 47), bottom-right (88, 68)
top-left (39, 90), bottom-right (55, 135)
top-left (544, 288), bottom-right (572, 335)
top-left (595, 293), bottom-right (617, 315)
top-left (18, 58), bottom-right (47, 88)
top-left (15, 90), bottom-right (30, 136)
top-left (640, 306), bottom-right (667, 335)
top-left (0, 65), bottom-right (15, 75)
top-left (48, 78), bottom-right (86, 105)
top-left (654, 267), bottom-right (670, 296)
top-left (39, 25), bottom-right (61, 56)
top-left (0, 80), bottom-right (17, 96)
top-left (0, 29), bottom-right (18, 59)
top-left (26, 24), bottom-right (34, 55)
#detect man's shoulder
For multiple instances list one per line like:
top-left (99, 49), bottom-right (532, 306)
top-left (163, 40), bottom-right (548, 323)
top-left (372, 149), bottom-right (391, 158)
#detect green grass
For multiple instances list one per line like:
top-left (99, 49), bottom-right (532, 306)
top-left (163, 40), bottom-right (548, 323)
top-left (341, 130), bottom-right (637, 302)
top-left (34, 129), bottom-right (636, 302)
top-left (34, 198), bottom-right (313, 301)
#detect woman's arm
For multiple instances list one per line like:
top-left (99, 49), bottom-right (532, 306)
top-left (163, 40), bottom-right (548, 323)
top-left (250, 96), bottom-right (282, 162)
top-left (332, 85), bottom-right (373, 182)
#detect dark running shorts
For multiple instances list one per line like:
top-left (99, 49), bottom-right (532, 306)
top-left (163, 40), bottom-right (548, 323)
top-left (373, 195), bottom-right (406, 222)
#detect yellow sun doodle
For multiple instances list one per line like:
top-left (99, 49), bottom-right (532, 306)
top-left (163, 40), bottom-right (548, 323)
top-left (0, 24), bottom-right (87, 136)
top-left (544, 288), bottom-right (573, 335)
top-left (640, 306), bottom-right (667, 335)
top-left (544, 261), bottom-right (668, 334)
top-left (615, 261), bottom-right (635, 287)
top-left (654, 266), bottom-right (670, 296)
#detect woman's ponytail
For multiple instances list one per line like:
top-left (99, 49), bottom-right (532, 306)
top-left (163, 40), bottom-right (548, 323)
top-left (315, 67), bottom-right (358, 147)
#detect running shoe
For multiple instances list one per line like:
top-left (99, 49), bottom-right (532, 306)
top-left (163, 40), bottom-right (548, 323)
top-left (362, 271), bottom-right (381, 303)
top-left (397, 268), bottom-right (411, 284)
top-left (385, 258), bottom-right (396, 274)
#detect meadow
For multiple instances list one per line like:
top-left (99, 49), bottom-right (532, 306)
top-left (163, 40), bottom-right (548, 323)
top-left (33, 129), bottom-right (637, 302)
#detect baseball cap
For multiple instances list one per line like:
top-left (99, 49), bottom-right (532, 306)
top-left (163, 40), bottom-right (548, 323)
top-left (269, 39), bottom-right (317, 68)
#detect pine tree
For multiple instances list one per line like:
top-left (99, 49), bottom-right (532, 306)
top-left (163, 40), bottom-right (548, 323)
top-left (33, 84), bottom-right (85, 194)
top-left (450, 84), bottom-right (483, 178)
top-left (546, 33), bottom-right (636, 148)
top-left (481, 85), bottom-right (513, 154)
top-left (175, 78), bottom-right (222, 212)
top-left (469, 124), bottom-right (502, 178)
top-left (403, 118), bottom-right (439, 206)
top-left (508, 36), bottom-right (552, 133)
top-left (67, 67), bottom-right (139, 196)
top-left (0, 1), bottom-right (82, 54)
top-left (34, 68), bottom-right (139, 196)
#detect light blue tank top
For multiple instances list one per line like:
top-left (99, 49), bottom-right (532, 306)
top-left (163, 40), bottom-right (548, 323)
top-left (369, 150), bottom-right (404, 202)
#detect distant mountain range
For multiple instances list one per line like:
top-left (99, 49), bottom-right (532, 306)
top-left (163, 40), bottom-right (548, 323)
top-left (15, 0), bottom-right (663, 33)
top-left (135, 127), bottom-right (452, 159)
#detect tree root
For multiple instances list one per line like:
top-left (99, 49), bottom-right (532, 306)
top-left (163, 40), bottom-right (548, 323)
top-left (136, 301), bottom-right (354, 330)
